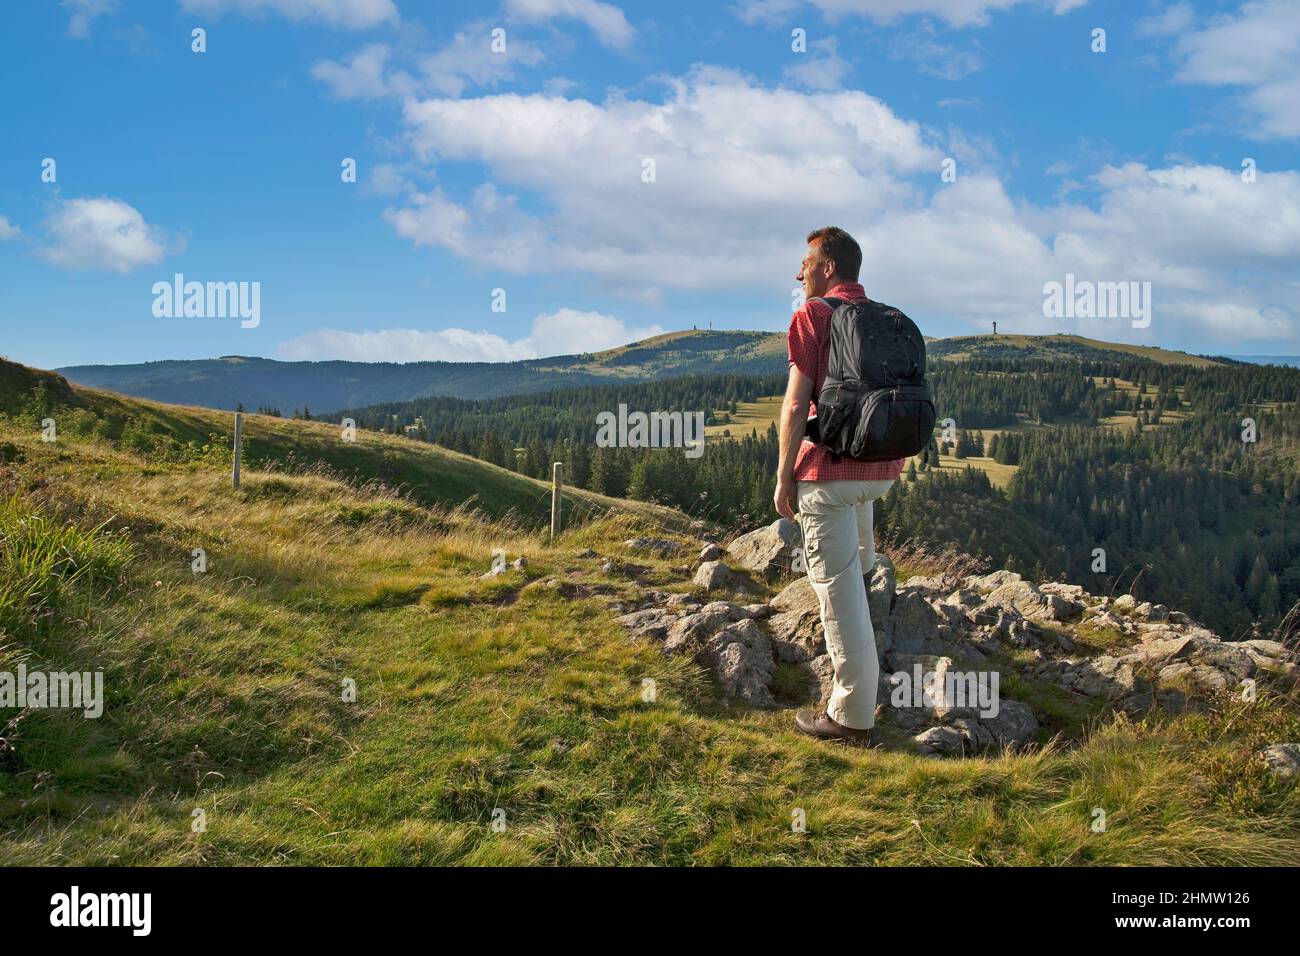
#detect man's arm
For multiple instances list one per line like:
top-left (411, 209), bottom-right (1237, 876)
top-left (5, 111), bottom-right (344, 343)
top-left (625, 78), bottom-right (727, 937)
top-left (774, 364), bottom-right (814, 520)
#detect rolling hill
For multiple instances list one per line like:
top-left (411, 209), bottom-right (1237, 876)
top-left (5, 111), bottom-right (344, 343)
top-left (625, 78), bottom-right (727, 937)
top-left (56, 330), bottom-right (1231, 417)
top-left (0, 358), bottom-right (689, 531)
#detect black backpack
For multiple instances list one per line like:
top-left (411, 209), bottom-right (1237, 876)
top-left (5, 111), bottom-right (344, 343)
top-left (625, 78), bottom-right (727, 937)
top-left (803, 296), bottom-right (936, 462)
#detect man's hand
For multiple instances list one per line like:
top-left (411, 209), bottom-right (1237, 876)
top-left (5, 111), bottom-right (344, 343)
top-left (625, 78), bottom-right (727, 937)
top-left (774, 475), bottom-right (798, 521)
top-left (775, 365), bottom-right (814, 522)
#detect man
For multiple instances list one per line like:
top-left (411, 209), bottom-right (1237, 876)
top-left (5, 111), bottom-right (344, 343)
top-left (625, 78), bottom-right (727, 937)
top-left (774, 226), bottom-right (904, 746)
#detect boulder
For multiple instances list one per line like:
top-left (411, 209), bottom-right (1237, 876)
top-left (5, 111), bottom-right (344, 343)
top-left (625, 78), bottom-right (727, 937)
top-left (986, 579), bottom-right (1082, 623)
top-left (1261, 744), bottom-right (1300, 781)
top-left (701, 620), bottom-right (776, 707)
top-left (949, 700), bottom-right (1039, 751)
top-left (965, 570), bottom-right (1023, 593)
top-left (887, 588), bottom-right (944, 654)
top-left (615, 608), bottom-right (673, 641)
top-left (914, 726), bottom-right (967, 756)
top-left (692, 560), bottom-right (754, 594)
top-left (727, 518), bottom-right (803, 580)
top-left (808, 654), bottom-right (835, 704)
top-left (698, 542), bottom-right (725, 563)
top-left (662, 608), bottom-right (733, 656)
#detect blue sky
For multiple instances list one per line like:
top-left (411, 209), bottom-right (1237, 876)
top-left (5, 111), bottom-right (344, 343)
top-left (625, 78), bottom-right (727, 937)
top-left (1, 0), bottom-right (1298, 370)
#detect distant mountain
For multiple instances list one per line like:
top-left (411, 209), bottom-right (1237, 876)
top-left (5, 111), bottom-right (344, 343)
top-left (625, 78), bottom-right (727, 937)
top-left (1226, 355), bottom-right (1300, 368)
top-left (928, 333), bottom-right (1226, 368)
top-left (58, 329), bottom-right (1227, 415)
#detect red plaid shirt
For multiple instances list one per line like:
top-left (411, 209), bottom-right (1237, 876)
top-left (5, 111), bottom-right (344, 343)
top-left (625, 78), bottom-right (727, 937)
top-left (788, 281), bottom-right (906, 482)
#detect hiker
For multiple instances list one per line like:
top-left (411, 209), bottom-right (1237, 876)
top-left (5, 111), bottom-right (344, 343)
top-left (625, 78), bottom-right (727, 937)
top-left (774, 226), bottom-right (933, 746)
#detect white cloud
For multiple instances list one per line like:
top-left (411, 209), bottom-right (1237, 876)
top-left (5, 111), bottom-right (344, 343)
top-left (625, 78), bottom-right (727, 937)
top-left (39, 197), bottom-right (169, 273)
top-left (310, 42), bottom-right (395, 98)
top-left (782, 37), bottom-right (852, 89)
top-left (889, 25), bottom-right (985, 79)
top-left (312, 24), bottom-right (546, 101)
top-left (0, 216), bottom-right (20, 241)
top-left (388, 67), bottom-right (938, 290)
top-left (62, 0), bottom-right (117, 38)
top-left (328, 55), bottom-right (1299, 346)
top-left (415, 22), bottom-right (546, 96)
top-left (179, 0), bottom-right (398, 30)
top-left (1136, 2), bottom-right (1194, 37)
top-left (1171, 0), bottom-right (1300, 139)
top-left (734, 0), bottom-right (1083, 29)
top-left (505, 0), bottom-right (635, 48)
top-left (276, 308), bottom-right (665, 362)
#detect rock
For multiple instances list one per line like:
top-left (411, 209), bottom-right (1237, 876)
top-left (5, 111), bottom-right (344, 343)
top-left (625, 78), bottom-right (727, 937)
top-left (1113, 594), bottom-right (1137, 612)
top-left (900, 573), bottom-right (959, 593)
top-left (600, 558), bottom-right (616, 574)
top-left (576, 548), bottom-right (598, 559)
top-left (884, 653), bottom-right (957, 717)
top-left (697, 600), bottom-right (753, 620)
top-left (986, 580), bottom-right (1082, 623)
top-left (914, 726), bottom-right (967, 756)
top-left (701, 619), bottom-right (776, 707)
top-left (888, 588), bottom-right (944, 654)
top-left (665, 592), bottom-right (700, 610)
top-left (692, 560), bottom-right (754, 594)
top-left (767, 576), bottom-right (824, 655)
top-left (867, 556), bottom-right (896, 651)
top-left (1242, 640), bottom-right (1291, 661)
top-left (698, 542), bottom-right (725, 562)
top-left (964, 570), bottom-right (1023, 593)
top-left (625, 537), bottom-right (683, 558)
top-left (1261, 744), bottom-right (1300, 781)
top-left (808, 654), bottom-right (835, 703)
top-left (726, 518), bottom-right (803, 580)
top-left (662, 608), bottom-right (733, 656)
top-left (950, 700), bottom-right (1039, 751)
top-left (1068, 655), bottom-right (1148, 701)
top-left (743, 603), bottom-right (775, 620)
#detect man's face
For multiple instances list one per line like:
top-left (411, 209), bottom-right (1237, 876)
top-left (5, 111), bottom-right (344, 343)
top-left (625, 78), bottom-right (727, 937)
top-left (796, 242), bottom-right (834, 300)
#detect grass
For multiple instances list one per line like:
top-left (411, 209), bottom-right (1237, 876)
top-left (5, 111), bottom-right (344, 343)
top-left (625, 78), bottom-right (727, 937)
top-left (1, 365), bottom-right (1298, 865)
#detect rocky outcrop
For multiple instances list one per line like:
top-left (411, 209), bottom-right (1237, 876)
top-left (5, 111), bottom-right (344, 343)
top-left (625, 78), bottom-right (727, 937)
top-left (692, 560), bottom-right (755, 594)
top-left (726, 518), bottom-right (803, 580)
top-left (611, 521), bottom-right (1299, 759)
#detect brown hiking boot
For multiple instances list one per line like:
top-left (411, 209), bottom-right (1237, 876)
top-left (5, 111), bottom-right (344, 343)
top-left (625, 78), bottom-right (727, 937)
top-left (794, 709), bottom-right (880, 747)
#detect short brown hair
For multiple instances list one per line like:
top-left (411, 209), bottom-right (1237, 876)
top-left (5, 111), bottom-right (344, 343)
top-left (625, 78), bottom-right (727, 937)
top-left (806, 226), bottom-right (862, 281)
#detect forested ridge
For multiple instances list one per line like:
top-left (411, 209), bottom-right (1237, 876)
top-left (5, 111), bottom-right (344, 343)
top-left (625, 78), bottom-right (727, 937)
top-left (330, 357), bottom-right (1300, 638)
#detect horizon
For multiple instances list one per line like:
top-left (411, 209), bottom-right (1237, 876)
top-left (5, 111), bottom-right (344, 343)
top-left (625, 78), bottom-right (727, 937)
top-left (39, 329), bottom-right (1300, 373)
top-left (4, 1), bottom-right (1300, 369)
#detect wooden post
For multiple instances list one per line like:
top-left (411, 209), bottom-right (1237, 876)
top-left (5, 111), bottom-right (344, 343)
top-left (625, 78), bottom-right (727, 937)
top-left (232, 412), bottom-right (243, 489)
top-left (550, 461), bottom-right (563, 542)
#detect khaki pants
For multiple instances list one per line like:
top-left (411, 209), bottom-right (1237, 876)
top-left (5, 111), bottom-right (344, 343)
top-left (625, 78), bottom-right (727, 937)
top-left (797, 478), bottom-right (895, 730)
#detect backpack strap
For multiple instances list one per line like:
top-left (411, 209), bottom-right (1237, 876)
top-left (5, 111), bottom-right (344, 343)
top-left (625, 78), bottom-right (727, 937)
top-left (801, 297), bottom-right (848, 446)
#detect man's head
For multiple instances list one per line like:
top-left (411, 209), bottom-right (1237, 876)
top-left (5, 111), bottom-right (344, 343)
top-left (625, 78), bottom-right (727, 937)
top-left (797, 226), bottom-right (862, 300)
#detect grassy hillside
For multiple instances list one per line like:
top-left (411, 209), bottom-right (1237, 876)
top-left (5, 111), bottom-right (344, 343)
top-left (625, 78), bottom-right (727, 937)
top-left (1, 359), bottom-right (686, 530)
top-left (57, 330), bottom-right (1227, 417)
top-left (2, 358), bottom-right (1299, 865)
top-left (929, 333), bottom-right (1225, 367)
